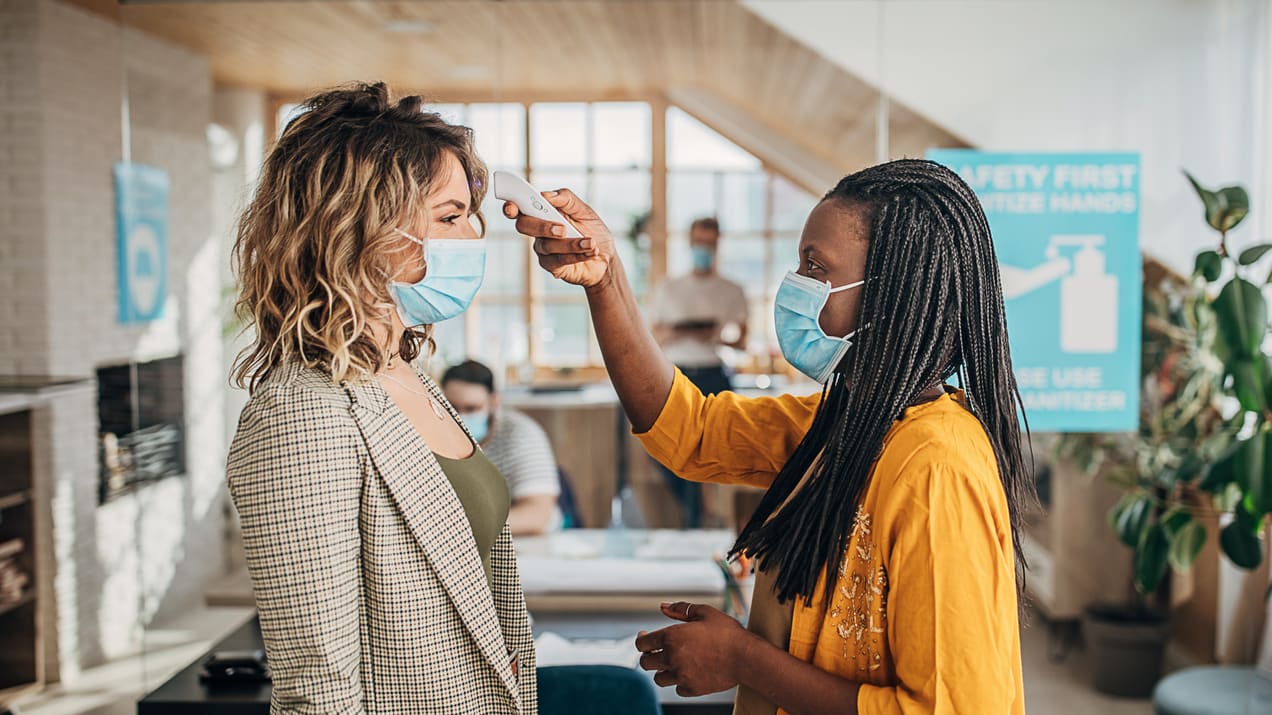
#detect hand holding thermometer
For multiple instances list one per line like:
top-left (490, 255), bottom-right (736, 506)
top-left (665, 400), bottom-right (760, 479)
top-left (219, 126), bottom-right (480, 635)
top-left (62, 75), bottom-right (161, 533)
top-left (491, 171), bottom-right (584, 238)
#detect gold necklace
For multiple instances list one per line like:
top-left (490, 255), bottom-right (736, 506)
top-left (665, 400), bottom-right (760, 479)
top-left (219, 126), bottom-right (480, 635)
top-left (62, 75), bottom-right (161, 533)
top-left (379, 370), bottom-right (447, 420)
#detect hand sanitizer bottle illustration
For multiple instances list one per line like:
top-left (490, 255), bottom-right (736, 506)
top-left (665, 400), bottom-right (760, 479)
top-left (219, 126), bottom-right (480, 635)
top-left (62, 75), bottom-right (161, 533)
top-left (1052, 235), bottom-right (1117, 353)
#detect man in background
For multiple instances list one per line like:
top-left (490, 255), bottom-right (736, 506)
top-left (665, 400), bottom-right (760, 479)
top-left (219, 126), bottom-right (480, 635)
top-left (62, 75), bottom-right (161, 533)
top-left (646, 217), bottom-right (749, 527)
top-left (441, 360), bottom-right (562, 536)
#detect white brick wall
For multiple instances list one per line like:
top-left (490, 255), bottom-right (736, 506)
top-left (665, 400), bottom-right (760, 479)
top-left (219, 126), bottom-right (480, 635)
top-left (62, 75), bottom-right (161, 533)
top-left (2, 0), bottom-right (227, 681)
top-left (0, 0), bottom-right (51, 376)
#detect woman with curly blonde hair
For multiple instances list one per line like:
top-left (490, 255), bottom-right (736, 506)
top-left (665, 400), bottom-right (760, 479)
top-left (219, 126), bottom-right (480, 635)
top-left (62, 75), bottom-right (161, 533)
top-left (227, 82), bottom-right (536, 715)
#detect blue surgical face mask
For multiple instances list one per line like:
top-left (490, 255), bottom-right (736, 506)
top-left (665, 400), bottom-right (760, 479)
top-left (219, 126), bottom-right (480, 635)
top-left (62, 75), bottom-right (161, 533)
top-left (691, 245), bottom-right (716, 272)
top-left (774, 271), bottom-right (865, 383)
top-left (461, 411), bottom-right (491, 443)
top-left (389, 230), bottom-right (486, 326)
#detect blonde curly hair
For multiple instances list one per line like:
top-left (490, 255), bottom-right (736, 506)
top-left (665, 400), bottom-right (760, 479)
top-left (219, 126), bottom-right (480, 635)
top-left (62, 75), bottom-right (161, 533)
top-left (232, 82), bottom-right (487, 391)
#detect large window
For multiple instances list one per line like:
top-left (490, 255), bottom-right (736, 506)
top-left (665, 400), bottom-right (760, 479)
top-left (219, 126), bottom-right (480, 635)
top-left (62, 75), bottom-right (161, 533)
top-left (426, 101), bottom-right (653, 374)
top-left (666, 109), bottom-right (817, 361)
top-left (273, 100), bottom-right (817, 376)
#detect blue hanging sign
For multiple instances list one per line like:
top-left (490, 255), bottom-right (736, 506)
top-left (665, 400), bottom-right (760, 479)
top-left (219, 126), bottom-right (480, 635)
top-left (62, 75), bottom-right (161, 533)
top-left (926, 150), bottom-right (1141, 432)
top-left (114, 162), bottom-right (169, 324)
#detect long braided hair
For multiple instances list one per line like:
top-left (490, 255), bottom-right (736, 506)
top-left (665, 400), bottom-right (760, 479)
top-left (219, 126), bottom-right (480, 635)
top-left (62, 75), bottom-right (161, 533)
top-left (732, 159), bottom-right (1033, 607)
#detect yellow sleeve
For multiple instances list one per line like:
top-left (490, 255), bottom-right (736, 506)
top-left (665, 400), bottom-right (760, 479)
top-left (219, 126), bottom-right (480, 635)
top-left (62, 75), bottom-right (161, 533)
top-left (634, 369), bottom-right (820, 488)
top-left (856, 462), bottom-right (1023, 715)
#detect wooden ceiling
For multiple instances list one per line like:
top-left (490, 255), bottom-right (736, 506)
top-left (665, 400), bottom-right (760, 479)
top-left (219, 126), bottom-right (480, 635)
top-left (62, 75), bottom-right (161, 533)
top-left (93, 0), bottom-right (966, 177)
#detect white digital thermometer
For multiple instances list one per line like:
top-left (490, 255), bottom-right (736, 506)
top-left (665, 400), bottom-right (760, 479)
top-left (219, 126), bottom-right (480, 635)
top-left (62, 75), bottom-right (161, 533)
top-left (491, 171), bottom-right (584, 238)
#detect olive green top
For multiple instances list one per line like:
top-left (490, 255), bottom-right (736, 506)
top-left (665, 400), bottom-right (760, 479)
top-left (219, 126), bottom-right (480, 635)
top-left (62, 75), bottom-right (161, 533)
top-left (733, 566), bottom-right (794, 715)
top-left (434, 447), bottom-right (512, 587)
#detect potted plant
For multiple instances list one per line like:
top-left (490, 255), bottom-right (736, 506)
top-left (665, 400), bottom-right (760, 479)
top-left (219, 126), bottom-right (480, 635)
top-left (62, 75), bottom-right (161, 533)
top-left (1058, 171), bottom-right (1270, 697)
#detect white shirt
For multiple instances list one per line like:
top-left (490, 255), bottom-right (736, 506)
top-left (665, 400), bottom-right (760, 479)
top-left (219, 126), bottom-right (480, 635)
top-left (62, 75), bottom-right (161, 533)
top-left (483, 408), bottom-right (561, 502)
top-left (648, 273), bottom-right (749, 367)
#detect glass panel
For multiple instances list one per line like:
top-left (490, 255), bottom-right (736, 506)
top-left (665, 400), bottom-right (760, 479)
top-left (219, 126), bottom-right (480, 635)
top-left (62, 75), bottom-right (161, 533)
top-left (540, 302), bottom-right (591, 366)
top-left (747, 295), bottom-right (773, 356)
top-left (591, 169), bottom-right (651, 231)
top-left (468, 103), bottom-right (526, 170)
top-left (667, 107), bottom-right (761, 170)
top-left (769, 235), bottom-right (802, 289)
top-left (431, 314), bottom-right (467, 367)
top-left (470, 302), bottom-right (530, 377)
top-left (592, 102), bottom-right (651, 168)
top-left (716, 235), bottom-right (767, 298)
top-left (530, 103), bottom-right (587, 169)
top-left (426, 103), bottom-right (467, 125)
top-left (528, 169), bottom-right (589, 198)
top-left (616, 233), bottom-right (651, 300)
top-left (772, 174), bottom-right (818, 232)
top-left (666, 232), bottom-right (691, 279)
top-left (484, 237), bottom-right (526, 296)
top-left (667, 171), bottom-right (717, 234)
top-left (718, 172), bottom-right (766, 234)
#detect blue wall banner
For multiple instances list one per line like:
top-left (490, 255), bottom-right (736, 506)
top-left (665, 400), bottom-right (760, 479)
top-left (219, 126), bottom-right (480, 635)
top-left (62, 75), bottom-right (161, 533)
top-left (926, 150), bottom-right (1141, 432)
top-left (114, 162), bottom-right (169, 324)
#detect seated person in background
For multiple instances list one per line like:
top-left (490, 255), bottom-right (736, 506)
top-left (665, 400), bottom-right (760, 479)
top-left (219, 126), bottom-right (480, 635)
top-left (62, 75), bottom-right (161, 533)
top-left (442, 360), bottom-right (562, 535)
top-left (647, 217), bottom-right (749, 527)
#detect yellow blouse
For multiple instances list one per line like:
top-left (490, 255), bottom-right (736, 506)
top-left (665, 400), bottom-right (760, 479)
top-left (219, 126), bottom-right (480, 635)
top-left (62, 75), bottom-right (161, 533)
top-left (636, 369), bottom-right (1025, 715)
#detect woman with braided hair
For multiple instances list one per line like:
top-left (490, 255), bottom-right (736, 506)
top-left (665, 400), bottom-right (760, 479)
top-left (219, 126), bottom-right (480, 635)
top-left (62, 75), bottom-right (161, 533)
top-left (504, 159), bottom-right (1029, 714)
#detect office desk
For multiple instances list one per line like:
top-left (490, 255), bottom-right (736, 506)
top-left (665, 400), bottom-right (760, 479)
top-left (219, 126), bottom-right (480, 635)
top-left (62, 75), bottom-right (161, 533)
top-left (534, 611), bottom-right (734, 714)
top-left (501, 386), bottom-right (628, 528)
top-left (500, 380), bottom-right (805, 529)
top-left (136, 616), bottom-right (732, 715)
top-left (516, 529), bottom-right (735, 613)
top-left (136, 619), bottom-right (269, 715)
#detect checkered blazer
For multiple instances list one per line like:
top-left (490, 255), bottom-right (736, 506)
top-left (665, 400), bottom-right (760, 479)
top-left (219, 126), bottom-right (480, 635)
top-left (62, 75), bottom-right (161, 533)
top-left (227, 360), bottom-right (537, 714)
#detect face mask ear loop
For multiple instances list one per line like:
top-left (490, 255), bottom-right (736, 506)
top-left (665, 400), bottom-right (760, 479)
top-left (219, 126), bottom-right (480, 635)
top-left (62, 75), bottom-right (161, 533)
top-left (392, 228), bottom-right (429, 283)
top-left (394, 228), bottom-right (426, 246)
top-left (827, 279), bottom-right (866, 294)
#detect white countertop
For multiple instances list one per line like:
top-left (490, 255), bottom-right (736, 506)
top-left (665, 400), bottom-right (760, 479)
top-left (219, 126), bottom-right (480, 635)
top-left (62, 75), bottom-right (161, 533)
top-left (515, 529), bottom-right (735, 598)
top-left (0, 378), bottom-right (94, 415)
top-left (500, 376), bottom-right (817, 411)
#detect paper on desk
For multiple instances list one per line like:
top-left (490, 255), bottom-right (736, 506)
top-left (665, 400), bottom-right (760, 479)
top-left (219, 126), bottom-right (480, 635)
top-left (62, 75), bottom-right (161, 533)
top-left (534, 631), bottom-right (642, 668)
top-left (517, 557), bottom-right (724, 594)
top-left (632, 530), bottom-right (736, 560)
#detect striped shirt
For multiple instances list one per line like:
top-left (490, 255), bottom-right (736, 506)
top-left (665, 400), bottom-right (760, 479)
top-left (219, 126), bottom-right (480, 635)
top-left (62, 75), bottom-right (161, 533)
top-left (484, 408), bottom-right (561, 505)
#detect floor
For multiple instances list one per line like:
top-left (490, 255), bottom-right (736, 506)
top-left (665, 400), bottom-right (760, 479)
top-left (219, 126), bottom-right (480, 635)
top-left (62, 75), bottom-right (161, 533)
top-left (10, 607), bottom-right (1154, 715)
top-left (1019, 614), bottom-right (1154, 715)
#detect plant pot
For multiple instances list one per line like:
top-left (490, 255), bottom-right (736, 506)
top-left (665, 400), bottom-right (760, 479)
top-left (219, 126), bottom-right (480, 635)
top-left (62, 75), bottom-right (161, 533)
top-left (1082, 603), bottom-right (1172, 698)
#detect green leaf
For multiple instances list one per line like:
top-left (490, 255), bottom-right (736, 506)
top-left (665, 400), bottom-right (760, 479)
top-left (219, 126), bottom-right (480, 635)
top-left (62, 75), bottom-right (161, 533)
top-left (1220, 502), bottom-right (1265, 569)
top-left (1162, 509), bottom-right (1191, 535)
top-left (1242, 431), bottom-right (1272, 517)
top-left (1135, 523), bottom-right (1171, 594)
top-left (1176, 453), bottom-right (1207, 484)
top-left (1200, 447), bottom-right (1239, 493)
top-left (1232, 358), bottom-right (1270, 413)
top-left (1265, 355), bottom-right (1272, 409)
top-left (1214, 187), bottom-right (1252, 233)
top-left (1213, 277), bottom-right (1267, 359)
top-left (1195, 250), bottom-right (1224, 282)
top-left (1168, 518), bottom-right (1207, 572)
top-left (1206, 439), bottom-right (1262, 505)
top-left (1185, 171), bottom-right (1251, 233)
top-left (1239, 243), bottom-right (1272, 266)
top-left (1113, 494), bottom-right (1153, 549)
top-left (1187, 171), bottom-right (1223, 225)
